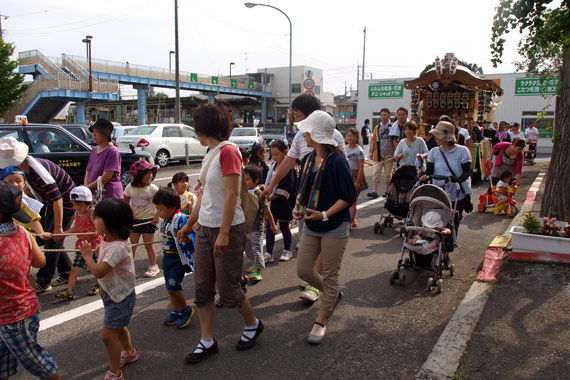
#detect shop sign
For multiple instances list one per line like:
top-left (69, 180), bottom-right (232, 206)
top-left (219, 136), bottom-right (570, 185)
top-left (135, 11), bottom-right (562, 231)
top-left (369, 83), bottom-right (403, 98)
top-left (515, 77), bottom-right (559, 96)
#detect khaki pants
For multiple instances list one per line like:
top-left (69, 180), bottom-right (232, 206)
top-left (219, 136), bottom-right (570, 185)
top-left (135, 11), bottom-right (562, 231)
top-left (372, 154), bottom-right (394, 191)
top-left (297, 233), bottom-right (349, 312)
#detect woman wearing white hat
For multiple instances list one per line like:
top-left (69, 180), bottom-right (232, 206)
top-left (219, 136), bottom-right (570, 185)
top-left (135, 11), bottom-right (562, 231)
top-left (293, 111), bottom-right (356, 345)
top-left (420, 121), bottom-right (472, 242)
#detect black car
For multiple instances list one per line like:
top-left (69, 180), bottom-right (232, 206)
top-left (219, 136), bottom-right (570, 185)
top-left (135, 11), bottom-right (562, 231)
top-left (62, 124), bottom-right (94, 145)
top-left (0, 124), bottom-right (154, 187)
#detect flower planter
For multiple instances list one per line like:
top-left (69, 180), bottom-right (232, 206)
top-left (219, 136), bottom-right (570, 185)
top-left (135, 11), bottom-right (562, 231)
top-left (509, 225), bottom-right (570, 264)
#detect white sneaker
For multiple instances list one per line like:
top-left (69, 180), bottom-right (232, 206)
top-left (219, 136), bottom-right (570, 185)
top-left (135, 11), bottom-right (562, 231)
top-left (299, 286), bottom-right (319, 302)
top-left (144, 265), bottom-right (160, 278)
top-left (300, 281), bottom-right (309, 289)
top-left (263, 252), bottom-right (274, 263)
top-left (279, 250), bottom-right (293, 262)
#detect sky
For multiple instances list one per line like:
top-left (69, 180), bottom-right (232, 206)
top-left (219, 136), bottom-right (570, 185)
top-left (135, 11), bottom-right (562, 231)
top-left (2, 0), bottom-right (525, 96)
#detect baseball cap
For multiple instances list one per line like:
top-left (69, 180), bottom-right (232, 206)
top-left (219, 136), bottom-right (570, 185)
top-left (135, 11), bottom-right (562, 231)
top-left (70, 185), bottom-right (93, 202)
top-left (0, 181), bottom-right (31, 224)
top-left (0, 166), bottom-right (26, 181)
top-left (294, 111), bottom-right (337, 146)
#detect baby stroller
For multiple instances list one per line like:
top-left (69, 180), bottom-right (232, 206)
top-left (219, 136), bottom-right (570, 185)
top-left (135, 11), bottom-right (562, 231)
top-left (374, 164), bottom-right (419, 235)
top-left (524, 142), bottom-right (536, 165)
top-left (389, 183), bottom-right (455, 293)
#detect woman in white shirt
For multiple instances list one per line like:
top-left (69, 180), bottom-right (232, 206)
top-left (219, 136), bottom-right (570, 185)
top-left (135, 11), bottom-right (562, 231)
top-left (508, 122), bottom-right (525, 141)
top-left (177, 103), bottom-right (263, 364)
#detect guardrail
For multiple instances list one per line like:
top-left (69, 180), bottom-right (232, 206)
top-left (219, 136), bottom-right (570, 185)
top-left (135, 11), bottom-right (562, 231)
top-left (68, 55), bottom-right (265, 92)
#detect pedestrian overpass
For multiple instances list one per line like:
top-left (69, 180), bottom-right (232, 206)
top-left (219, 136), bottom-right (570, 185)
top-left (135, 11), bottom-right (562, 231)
top-left (11, 50), bottom-right (272, 124)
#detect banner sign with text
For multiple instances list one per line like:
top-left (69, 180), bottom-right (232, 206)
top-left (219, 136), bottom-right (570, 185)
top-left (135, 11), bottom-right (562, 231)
top-left (515, 77), bottom-right (559, 96)
top-left (369, 83), bottom-right (404, 98)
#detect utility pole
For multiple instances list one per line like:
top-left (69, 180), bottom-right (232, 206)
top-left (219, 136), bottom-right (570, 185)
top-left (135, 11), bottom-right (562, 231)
top-left (0, 13), bottom-right (9, 41)
top-left (356, 62), bottom-right (360, 96)
top-left (174, 0), bottom-right (180, 123)
top-left (362, 27), bottom-right (366, 80)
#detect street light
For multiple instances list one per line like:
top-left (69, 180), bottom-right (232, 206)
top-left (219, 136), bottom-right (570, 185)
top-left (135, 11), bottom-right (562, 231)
top-left (229, 62), bottom-right (235, 79)
top-left (244, 2), bottom-right (292, 109)
top-left (169, 50), bottom-right (175, 74)
top-left (82, 35), bottom-right (93, 92)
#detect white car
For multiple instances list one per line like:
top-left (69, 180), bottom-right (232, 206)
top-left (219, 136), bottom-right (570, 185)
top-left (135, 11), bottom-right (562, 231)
top-left (115, 123), bottom-right (207, 167)
top-left (229, 127), bottom-right (264, 151)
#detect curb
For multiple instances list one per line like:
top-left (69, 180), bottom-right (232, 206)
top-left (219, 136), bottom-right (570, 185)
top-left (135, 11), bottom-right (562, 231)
top-left (416, 166), bottom-right (548, 380)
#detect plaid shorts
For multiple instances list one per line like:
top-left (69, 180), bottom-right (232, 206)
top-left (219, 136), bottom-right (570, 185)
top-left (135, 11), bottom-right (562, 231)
top-left (72, 251), bottom-right (99, 269)
top-left (0, 312), bottom-right (58, 379)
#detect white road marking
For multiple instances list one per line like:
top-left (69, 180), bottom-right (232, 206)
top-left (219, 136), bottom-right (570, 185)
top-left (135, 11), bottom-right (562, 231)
top-left (39, 196), bottom-right (385, 332)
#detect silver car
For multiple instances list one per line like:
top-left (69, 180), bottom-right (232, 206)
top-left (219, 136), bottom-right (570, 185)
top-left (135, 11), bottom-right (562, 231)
top-left (229, 127), bottom-right (264, 151)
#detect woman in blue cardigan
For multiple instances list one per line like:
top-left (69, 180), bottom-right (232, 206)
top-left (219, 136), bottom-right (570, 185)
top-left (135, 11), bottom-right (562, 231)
top-left (293, 111), bottom-right (356, 345)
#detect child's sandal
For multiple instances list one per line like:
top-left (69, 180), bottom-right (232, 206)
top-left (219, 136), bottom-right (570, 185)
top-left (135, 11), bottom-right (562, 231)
top-left (87, 285), bottom-right (100, 296)
top-left (55, 289), bottom-right (73, 300)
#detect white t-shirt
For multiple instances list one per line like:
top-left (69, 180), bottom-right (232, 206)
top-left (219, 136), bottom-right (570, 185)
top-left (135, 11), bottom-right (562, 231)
top-left (124, 183), bottom-right (159, 220)
top-left (345, 144), bottom-right (365, 171)
top-left (509, 131), bottom-right (525, 141)
top-left (495, 179), bottom-right (510, 200)
top-left (97, 239), bottom-right (135, 303)
top-left (288, 129), bottom-right (347, 160)
top-left (198, 144), bottom-right (245, 228)
top-left (427, 145), bottom-right (472, 201)
top-left (525, 127), bottom-right (539, 141)
top-left (458, 127), bottom-right (471, 142)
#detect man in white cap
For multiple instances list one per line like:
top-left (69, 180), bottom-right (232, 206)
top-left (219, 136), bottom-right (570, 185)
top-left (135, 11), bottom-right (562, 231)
top-left (0, 137), bottom-right (76, 293)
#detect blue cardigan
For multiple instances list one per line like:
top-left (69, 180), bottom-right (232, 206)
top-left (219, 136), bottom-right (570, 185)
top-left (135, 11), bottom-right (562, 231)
top-left (299, 153), bottom-right (356, 233)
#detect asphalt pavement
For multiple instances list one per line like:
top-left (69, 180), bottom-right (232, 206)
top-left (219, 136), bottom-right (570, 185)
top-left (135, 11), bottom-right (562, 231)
top-left (13, 154), bottom-right (568, 380)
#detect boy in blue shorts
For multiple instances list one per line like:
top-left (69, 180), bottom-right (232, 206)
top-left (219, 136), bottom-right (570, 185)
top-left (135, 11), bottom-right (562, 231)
top-left (152, 187), bottom-right (195, 329)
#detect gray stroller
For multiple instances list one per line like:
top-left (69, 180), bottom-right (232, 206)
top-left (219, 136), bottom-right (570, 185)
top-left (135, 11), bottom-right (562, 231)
top-left (389, 183), bottom-right (456, 293)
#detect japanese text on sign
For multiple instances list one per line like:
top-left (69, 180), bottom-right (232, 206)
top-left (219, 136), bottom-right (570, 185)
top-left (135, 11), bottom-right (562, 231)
top-left (515, 78), bottom-right (559, 96)
top-left (369, 83), bottom-right (403, 99)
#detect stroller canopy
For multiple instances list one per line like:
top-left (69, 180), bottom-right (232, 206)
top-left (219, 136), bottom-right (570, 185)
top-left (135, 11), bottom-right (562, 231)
top-left (390, 164), bottom-right (419, 194)
top-left (409, 184), bottom-right (453, 227)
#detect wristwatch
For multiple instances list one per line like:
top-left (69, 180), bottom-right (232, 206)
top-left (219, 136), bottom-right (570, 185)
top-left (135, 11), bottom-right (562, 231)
top-left (321, 210), bottom-right (329, 222)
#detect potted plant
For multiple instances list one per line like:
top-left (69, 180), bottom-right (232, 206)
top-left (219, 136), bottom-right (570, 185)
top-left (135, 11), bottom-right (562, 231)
top-left (509, 212), bottom-right (570, 256)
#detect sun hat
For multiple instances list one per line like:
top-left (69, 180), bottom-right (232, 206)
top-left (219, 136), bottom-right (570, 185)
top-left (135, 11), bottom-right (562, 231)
top-left (130, 160), bottom-right (158, 178)
top-left (421, 209), bottom-right (444, 229)
top-left (70, 185), bottom-right (93, 202)
top-left (294, 110), bottom-right (337, 146)
top-left (0, 181), bottom-right (31, 224)
top-left (429, 121), bottom-right (456, 143)
top-left (0, 137), bottom-right (29, 168)
top-left (0, 166), bottom-right (26, 181)
top-left (89, 118), bottom-right (114, 137)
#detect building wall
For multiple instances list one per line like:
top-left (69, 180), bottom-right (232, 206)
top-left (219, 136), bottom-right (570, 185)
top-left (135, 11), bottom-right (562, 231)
top-left (356, 72), bottom-right (556, 130)
top-left (259, 66), bottom-right (323, 106)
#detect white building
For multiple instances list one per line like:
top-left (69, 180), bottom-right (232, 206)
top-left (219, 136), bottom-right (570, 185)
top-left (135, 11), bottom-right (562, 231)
top-left (356, 72), bottom-right (557, 132)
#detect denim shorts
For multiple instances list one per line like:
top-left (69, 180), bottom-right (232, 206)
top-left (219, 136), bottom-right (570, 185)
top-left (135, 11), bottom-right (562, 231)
top-left (100, 289), bottom-right (136, 329)
top-left (0, 312), bottom-right (59, 379)
top-left (163, 253), bottom-right (186, 292)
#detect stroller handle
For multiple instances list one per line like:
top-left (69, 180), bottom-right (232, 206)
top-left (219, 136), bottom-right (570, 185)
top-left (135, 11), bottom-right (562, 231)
top-left (405, 226), bottom-right (447, 235)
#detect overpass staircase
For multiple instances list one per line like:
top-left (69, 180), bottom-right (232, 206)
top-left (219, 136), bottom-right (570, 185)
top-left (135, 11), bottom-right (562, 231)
top-left (6, 50), bottom-right (118, 123)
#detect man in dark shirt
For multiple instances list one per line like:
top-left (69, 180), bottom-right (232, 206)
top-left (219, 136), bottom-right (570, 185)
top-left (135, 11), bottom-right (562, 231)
top-left (361, 119), bottom-right (371, 158)
top-left (19, 157), bottom-right (76, 293)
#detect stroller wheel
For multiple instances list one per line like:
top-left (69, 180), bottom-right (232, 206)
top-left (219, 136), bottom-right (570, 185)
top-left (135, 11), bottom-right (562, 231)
top-left (389, 271), bottom-right (398, 285)
top-left (374, 222), bottom-right (381, 234)
top-left (436, 279), bottom-right (443, 293)
top-left (449, 264), bottom-right (455, 277)
top-left (404, 257), bottom-right (410, 266)
top-left (388, 217), bottom-right (393, 227)
top-left (379, 224), bottom-right (385, 234)
top-left (398, 272), bottom-right (406, 286)
top-left (426, 277), bottom-right (434, 292)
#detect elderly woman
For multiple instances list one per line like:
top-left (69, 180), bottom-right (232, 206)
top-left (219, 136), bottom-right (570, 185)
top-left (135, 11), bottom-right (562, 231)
top-left (421, 121), bottom-right (472, 240)
top-left (294, 111), bottom-right (356, 345)
top-left (393, 120), bottom-right (428, 170)
top-left (177, 103), bottom-right (263, 364)
top-left (490, 139), bottom-right (526, 187)
top-left (84, 119), bottom-right (123, 199)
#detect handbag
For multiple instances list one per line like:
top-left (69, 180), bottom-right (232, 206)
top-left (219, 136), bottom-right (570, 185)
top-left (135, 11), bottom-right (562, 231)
top-left (200, 141), bottom-right (259, 234)
top-left (439, 147), bottom-right (473, 213)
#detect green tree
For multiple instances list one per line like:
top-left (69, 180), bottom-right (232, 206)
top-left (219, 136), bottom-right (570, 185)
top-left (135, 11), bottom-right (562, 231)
top-left (0, 40), bottom-right (28, 118)
top-left (491, 0), bottom-right (570, 221)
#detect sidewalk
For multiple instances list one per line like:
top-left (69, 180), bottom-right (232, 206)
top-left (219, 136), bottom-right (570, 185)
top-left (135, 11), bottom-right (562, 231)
top-left (454, 164), bottom-right (570, 379)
